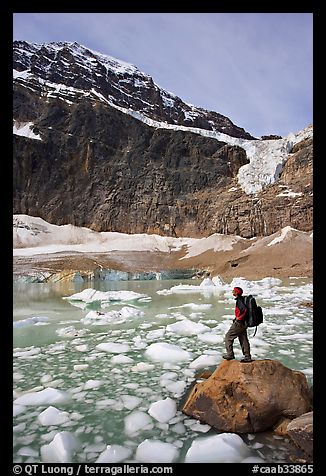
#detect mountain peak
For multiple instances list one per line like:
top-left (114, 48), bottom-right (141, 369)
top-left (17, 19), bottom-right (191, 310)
top-left (13, 39), bottom-right (255, 140)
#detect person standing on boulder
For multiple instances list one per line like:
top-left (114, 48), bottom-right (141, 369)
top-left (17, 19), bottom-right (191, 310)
top-left (223, 287), bottom-right (253, 363)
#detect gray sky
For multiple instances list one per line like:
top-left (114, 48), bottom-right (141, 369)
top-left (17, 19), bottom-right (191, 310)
top-left (13, 12), bottom-right (313, 138)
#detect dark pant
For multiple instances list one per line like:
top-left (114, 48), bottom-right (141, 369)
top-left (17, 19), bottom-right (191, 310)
top-left (224, 320), bottom-right (251, 358)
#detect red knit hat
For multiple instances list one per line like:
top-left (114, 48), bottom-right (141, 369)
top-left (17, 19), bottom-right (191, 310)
top-left (233, 287), bottom-right (243, 295)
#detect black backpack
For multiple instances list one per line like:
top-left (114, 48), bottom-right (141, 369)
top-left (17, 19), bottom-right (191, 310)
top-left (243, 295), bottom-right (263, 336)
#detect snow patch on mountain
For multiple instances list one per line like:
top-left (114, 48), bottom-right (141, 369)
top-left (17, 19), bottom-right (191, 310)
top-left (13, 121), bottom-right (42, 141)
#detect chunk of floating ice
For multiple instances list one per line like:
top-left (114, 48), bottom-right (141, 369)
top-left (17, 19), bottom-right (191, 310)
top-left (13, 347), bottom-right (41, 358)
top-left (166, 320), bottom-right (211, 336)
top-left (148, 397), bottom-right (177, 423)
top-left (96, 445), bottom-right (132, 463)
top-left (38, 406), bottom-right (70, 426)
top-left (189, 421), bottom-right (211, 433)
top-left (131, 362), bottom-right (155, 372)
top-left (145, 329), bottom-right (166, 340)
top-left (64, 288), bottom-right (149, 303)
top-left (96, 342), bottom-right (130, 353)
top-left (82, 307), bottom-right (144, 325)
top-left (135, 439), bottom-right (179, 463)
top-left (56, 326), bottom-right (88, 338)
top-left (169, 303), bottom-right (212, 311)
top-left (14, 387), bottom-right (71, 406)
top-left (197, 333), bottom-right (224, 344)
top-left (171, 422), bottom-right (186, 434)
top-left (189, 354), bottom-right (220, 369)
top-left (17, 446), bottom-right (39, 457)
top-left (74, 345), bottom-right (89, 352)
top-left (120, 395), bottom-right (142, 410)
top-left (124, 411), bottom-right (154, 436)
top-left (40, 431), bottom-right (79, 463)
top-left (73, 364), bottom-right (89, 371)
top-left (83, 379), bottom-right (104, 390)
top-left (145, 342), bottom-right (192, 362)
top-left (13, 316), bottom-right (49, 328)
top-left (185, 433), bottom-right (252, 463)
top-left (111, 354), bottom-right (134, 364)
top-left (13, 404), bottom-right (27, 417)
top-left (163, 380), bottom-right (187, 396)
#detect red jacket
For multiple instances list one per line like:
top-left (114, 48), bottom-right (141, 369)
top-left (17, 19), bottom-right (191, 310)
top-left (235, 296), bottom-right (247, 321)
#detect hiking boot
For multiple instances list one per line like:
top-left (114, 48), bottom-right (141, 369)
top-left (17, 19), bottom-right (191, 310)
top-left (222, 354), bottom-right (235, 360)
top-left (241, 357), bottom-right (253, 363)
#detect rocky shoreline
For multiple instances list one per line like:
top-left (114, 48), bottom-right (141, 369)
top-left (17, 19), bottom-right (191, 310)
top-left (13, 243), bottom-right (312, 284)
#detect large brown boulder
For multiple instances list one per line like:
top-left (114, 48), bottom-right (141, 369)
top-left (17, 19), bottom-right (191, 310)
top-left (182, 359), bottom-right (311, 433)
top-left (287, 412), bottom-right (313, 461)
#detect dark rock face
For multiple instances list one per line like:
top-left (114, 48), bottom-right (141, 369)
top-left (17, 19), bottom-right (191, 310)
top-left (261, 134), bottom-right (283, 140)
top-left (13, 41), bottom-right (313, 238)
top-left (13, 86), bottom-right (249, 235)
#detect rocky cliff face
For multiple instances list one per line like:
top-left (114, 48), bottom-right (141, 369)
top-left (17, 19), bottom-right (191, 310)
top-left (13, 41), bottom-right (313, 238)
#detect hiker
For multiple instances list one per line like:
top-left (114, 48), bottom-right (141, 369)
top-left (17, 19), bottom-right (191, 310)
top-left (222, 286), bottom-right (253, 363)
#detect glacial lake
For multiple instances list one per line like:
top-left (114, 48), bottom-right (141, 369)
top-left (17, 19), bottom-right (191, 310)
top-left (13, 277), bottom-right (313, 463)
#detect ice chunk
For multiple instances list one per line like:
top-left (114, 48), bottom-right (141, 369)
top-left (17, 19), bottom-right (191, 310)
top-left (17, 446), bottom-right (39, 457)
top-left (185, 433), bottom-right (252, 463)
top-left (13, 347), bottom-right (41, 358)
top-left (38, 406), bottom-right (70, 426)
top-left (96, 445), bottom-right (132, 463)
top-left (169, 303), bottom-right (212, 311)
top-left (73, 364), bottom-right (89, 371)
top-left (13, 404), bottom-right (26, 417)
top-left (119, 307), bottom-right (144, 318)
top-left (166, 320), bottom-right (210, 336)
top-left (40, 375), bottom-right (52, 384)
top-left (131, 362), bottom-right (155, 372)
top-left (189, 421), bottom-right (211, 433)
top-left (13, 316), bottom-right (49, 328)
top-left (197, 333), bottom-right (223, 344)
top-left (74, 345), bottom-right (89, 352)
top-left (189, 354), bottom-right (220, 369)
top-left (171, 422), bottom-right (186, 434)
top-left (64, 288), bottom-right (148, 303)
top-left (163, 380), bottom-right (187, 395)
top-left (111, 354), bottom-right (134, 364)
top-left (40, 431), bottom-right (79, 463)
top-left (56, 326), bottom-right (87, 338)
top-left (96, 342), bottom-right (130, 353)
top-left (14, 388), bottom-right (71, 406)
top-left (148, 398), bottom-right (177, 423)
top-left (135, 439), bottom-right (179, 463)
top-left (83, 380), bottom-right (104, 390)
top-left (145, 342), bottom-right (192, 362)
top-left (124, 411), bottom-right (154, 436)
top-left (145, 329), bottom-right (166, 340)
top-left (82, 307), bottom-right (144, 325)
top-left (120, 395), bottom-right (142, 411)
